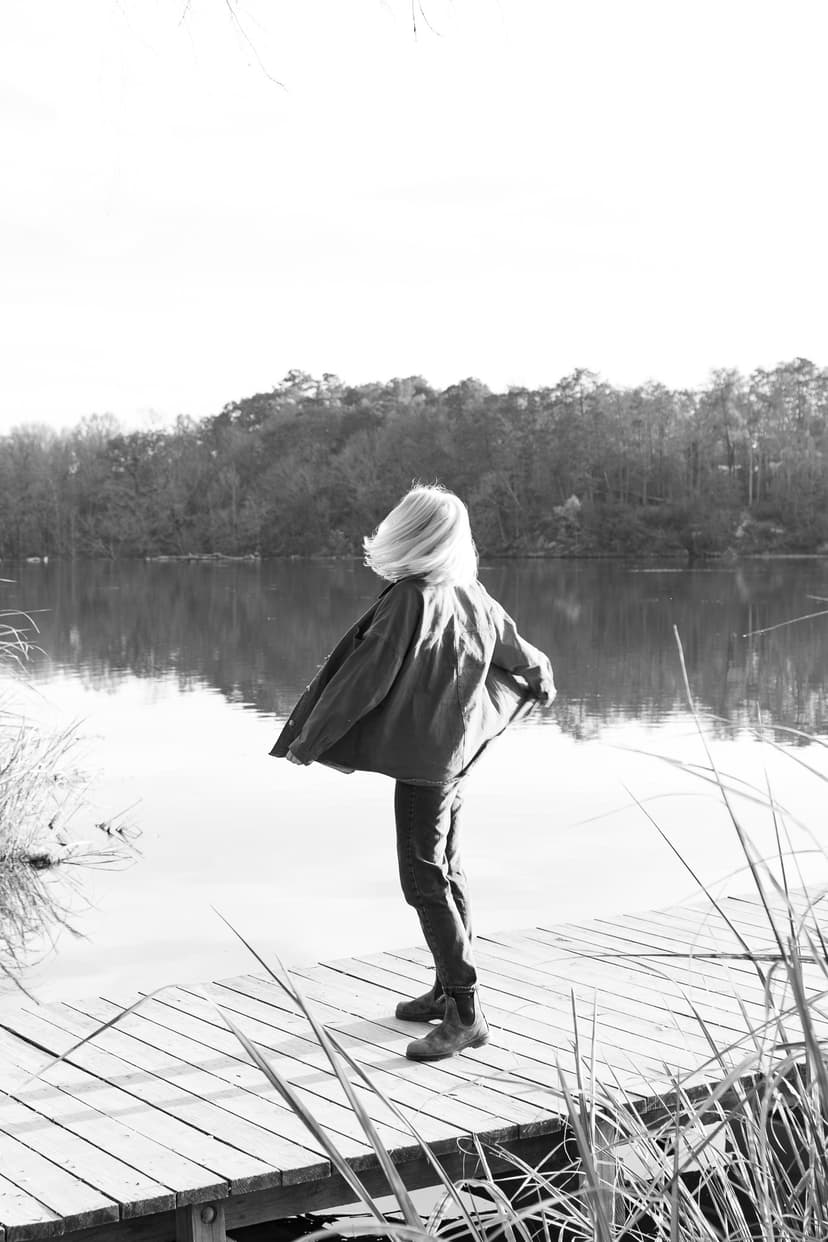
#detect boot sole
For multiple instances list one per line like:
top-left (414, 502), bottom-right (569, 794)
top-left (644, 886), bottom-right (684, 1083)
top-left (395, 1007), bottom-right (446, 1022)
top-left (406, 1031), bottom-right (490, 1061)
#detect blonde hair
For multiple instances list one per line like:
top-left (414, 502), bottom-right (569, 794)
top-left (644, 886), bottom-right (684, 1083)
top-left (363, 484), bottom-right (478, 585)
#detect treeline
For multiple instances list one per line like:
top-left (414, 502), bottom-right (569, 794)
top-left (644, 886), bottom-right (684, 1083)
top-left (2, 359), bottom-right (827, 559)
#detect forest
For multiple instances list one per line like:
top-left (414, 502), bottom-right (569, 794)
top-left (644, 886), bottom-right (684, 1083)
top-left (1, 357), bottom-right (827, 560)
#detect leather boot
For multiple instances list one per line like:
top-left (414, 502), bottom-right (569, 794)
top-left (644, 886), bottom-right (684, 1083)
top-left (405, 995), bottom-right (489, 1061)
top-left (395, 980), bottom-right (445, 1022)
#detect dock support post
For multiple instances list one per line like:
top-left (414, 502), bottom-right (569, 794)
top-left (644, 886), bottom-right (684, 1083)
top-left (175, 1201), bottom-right (227, 1242)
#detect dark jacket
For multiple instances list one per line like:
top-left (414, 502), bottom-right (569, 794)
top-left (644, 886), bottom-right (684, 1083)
top-left (270, 576), bottom-right (555, 784)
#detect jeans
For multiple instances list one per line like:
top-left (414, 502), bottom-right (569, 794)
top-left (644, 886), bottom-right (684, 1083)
top-left (394, 778), bottom-right (477, 995)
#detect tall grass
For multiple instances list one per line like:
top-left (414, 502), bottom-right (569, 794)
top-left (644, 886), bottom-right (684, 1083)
top-left (0, 611), bottom-right (134, 989)
top-left (32, 630), bottom-right (828, 1239)
top-left (0, 610), bottom-right (81, 862)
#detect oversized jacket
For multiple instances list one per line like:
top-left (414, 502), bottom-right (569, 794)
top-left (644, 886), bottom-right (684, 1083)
top-left (270, 575), bottom-right (555, 784)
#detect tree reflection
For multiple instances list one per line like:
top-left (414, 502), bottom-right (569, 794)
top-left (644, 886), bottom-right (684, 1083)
top-left (3, 558), bottom-right (827, 742)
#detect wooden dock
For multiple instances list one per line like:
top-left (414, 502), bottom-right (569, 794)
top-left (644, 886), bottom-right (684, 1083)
top-left (0, 887), bottom-right (825, 1242)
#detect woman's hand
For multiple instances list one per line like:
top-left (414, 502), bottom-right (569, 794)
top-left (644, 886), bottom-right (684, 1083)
top-left (535, 674), bottom-right (557, 704)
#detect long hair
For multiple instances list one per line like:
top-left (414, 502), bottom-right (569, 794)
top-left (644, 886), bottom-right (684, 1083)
top-left (363, 484), bottom-right (478, 585)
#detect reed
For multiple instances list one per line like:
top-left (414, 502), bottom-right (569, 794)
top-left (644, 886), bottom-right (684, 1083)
top-left (0, 611), bottom-right (135, 988)
top-left (0, 611), bottom-right (86, 862)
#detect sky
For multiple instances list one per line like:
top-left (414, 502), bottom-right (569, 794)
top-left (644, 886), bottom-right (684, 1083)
top-left (2, 0), bottom-right (827, 432)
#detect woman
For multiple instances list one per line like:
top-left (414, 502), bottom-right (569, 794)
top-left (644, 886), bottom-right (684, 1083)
top-left (271, 484), bottom-right (555, 1061)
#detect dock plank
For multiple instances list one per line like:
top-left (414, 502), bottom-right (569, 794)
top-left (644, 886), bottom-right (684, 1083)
top-left (288, 961), bottom-right (698, 1101)
top-left (65, 994), bottom-right (423, 1167)
top-left (470, 933), bottom-right (753, 1031)
top-left (54, 996), bottom-right (373, 1171)
top-left (371, 946), bottom-right (717, 1061)
top-left (522, 923), bottom-right (781, 1008)
top-left (0, 1025), bottom-right (275, 1197)
top-left (100, 989), bottom-right (467, 1153)
top-left (389, 943), bottom-right (744, 1053)
top-left (0, 1171), bottom-right (62, 1242)
top-left (188, 978), bottom-right (559, 1132)
top-left (0, 1095), bottom-right (173, 1219)
top-left (0, 1129), bottom-right (118, 1234)
top-left (135, 985), bottom-right (532, 1142)
top-left (2, 887), bottom-right (828, 1242)
top-left (0, 1030), bottom-right (228, 1207)
top-left (222, 968), bottom-right (579, 1102)
top-left (2, 1005), bottom-right (325, 1186)
top-left (305, 957), bottom-right (681, 1080)
top-left (596, 910), bottom-right (827, 999)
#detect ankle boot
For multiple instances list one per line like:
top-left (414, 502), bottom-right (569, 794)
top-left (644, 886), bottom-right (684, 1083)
top-left (395, 980), bottom-right (445, 1022)
top-left (405, 994), bottom-right (489, 1061)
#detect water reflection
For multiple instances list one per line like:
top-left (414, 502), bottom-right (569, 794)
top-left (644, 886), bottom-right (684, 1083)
top-left (2, 558), bottom-right (827, 741)
top-left (2, 557), bottom-right (828, 1004)
top-left (0, 862), bottom-right (81, 993)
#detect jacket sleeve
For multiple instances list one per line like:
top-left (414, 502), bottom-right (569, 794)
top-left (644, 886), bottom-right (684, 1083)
top-left (289, 583), bottom-right (422, 763)
top-left (483, 588), bottom-right (556, 703)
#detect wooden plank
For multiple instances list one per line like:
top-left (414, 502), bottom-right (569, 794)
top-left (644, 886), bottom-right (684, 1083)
top-left (58, 1130), bottom-right (573, 1242)
top-left (0, 1030), bottom-right (226, 1207)
top-left (314, 953), bottom-right (711, 1081)
top-left (0, 1027), bottom-right (272, 1197)
top-left (203, 968), bottom-right (568, 1120)
top-left (537, 912), bottom-right (763, 970)
top-left (290, 960), bottom-right (621, 1084)
top-left (219, 968), bottom-right (580, 1101)
top-left (593, 912), bottom-right (781, 977)
top-left (727, 888), bottom-right (828, 919)
top-left (7, 890), bottom-right (823, 1242)
top-left (506, 924), bottom-right (817, 1052)
top-left (342, 950), bottom-right (745, 1093)
top-left (387, 940), bottom-right (743, 1051)
top-left (284, 961), bottom-right (703, 1103)
top-left (102, 988), bottom-right (468, 1153)
top-left (634, 907), bottom-right (828, 995)
top-left (0, 1130), bottom-right (118, 1235)
top-left (187, 978), bottom-right (563, 1132)
top-left (528, 914), bottom-right (786, 991)
top-left (517, 924), bottom-right (775, 1012)
top-left (0, 1171), bottom-right (62, 1242)
top-left (479, 929), bottom-right (776, 1055)
top-left (700, 895), bottom-right (828, 942)
top-left (0, 1095), bottom-right (174, 1219)
top-left (65, 994), bottom-right (414, 1166)
top-left (1, 1005), bottom-right (324, 1186)
top-left (221, 1129), bottom-right (574, 1230)
top-left (58, 1214), bottom-right (174, 1242)
top-left (655, 891), bottom-right (828, 942)
top-left (619, 908), bottom-right (784, 954)
top-left (130, 985), bottom-right (531, 1144)
top-left (599, 910), bottom-right (827, 997)
top-left (467, 934), bottom-right (754, 1036)
top-left (371, 945), bottom-right (719, 1063)
top-left (720, 890), bottom-right (828, 955)
top-left (491, 925), bottom-right (820, 1065)
top-left (306, 955), bottom-right (628, 1065)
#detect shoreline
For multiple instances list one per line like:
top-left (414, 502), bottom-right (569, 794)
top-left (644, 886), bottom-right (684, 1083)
top-left (3, 550), bottom-right (828, 566)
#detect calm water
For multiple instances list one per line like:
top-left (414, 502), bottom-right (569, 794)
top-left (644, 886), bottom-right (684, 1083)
top-left (2, 557), bottom-right (827, 1004)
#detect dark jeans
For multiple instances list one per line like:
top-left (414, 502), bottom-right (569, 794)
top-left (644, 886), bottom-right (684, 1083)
top-left (394, 778), bottom-right (477, 995)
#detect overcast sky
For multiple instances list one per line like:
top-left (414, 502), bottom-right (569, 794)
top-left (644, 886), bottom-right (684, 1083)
top-left (2, 0), bottom-right (827, 432)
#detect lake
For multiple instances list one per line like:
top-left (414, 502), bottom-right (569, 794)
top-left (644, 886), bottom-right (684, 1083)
top-left (1, 556), bottom-right (827, 1006)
